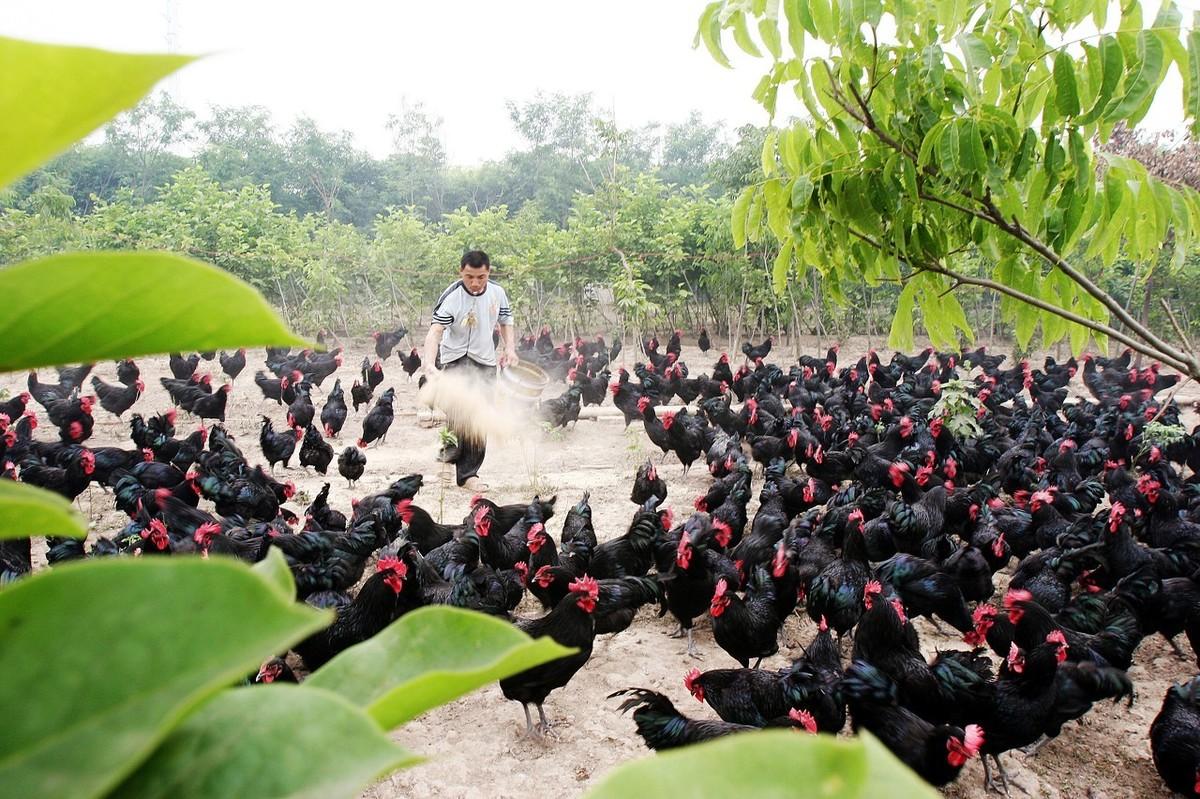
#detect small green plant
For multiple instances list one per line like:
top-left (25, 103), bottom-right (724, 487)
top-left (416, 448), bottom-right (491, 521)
top-left (438, 426), bottom-right (459, 449)
top-left (541, 421), bottom-right (567, 442)
top-left (624, 426), bottom-right (644, 454)
top-left (1141, 420), bottom-right (1188, 457)
top-left (928, 379), bottom-right (984, 440)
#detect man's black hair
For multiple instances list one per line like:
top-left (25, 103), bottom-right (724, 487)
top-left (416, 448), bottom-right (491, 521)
top-left (461, 250), bottom-right (491, 269)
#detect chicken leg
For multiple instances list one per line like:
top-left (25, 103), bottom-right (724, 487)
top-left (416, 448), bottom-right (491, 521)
top-left (536, 703), bottom-right (552, 734)
top-left (686, 628), bottom-right (703, 659)
top-left (983, 754), bottom-right (1028, 796)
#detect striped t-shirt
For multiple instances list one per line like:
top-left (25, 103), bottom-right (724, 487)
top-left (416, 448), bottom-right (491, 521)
top-left (431, 280), bottom-right (513, 367)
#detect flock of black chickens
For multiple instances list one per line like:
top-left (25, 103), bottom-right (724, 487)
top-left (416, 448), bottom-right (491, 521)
top-left (2, 324), bottom-right (1200, 796)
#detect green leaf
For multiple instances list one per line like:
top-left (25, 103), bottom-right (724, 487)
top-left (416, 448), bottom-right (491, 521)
top-left (730, 11), bottom-right (764, 58)
top-left (1010, 128), bottom-right (1038, 180)
top-left (732, 186), bottom-right (755, 248)
top-left (937, 120), bottom-right (960, 173)
top-left (697, 2), bottom-right (732, 68)
top-left (1054, 50), bottom-right (1081, 117)
top-left (1080, 36), bottom-right (1125, 124)
top-left (844, 0), bottom-right (883, 28)
top-left (585, 730), bottom-right (938, 799)
top-left (773, 239), bottom-right (794, 292)
top-left (109, 686), bottom-right (419, 799)
top-left (307, 606), bottom-right (573, 729)
top-left (889, 281), bottom-right (918, 352)
top-left (901, 158), bottom-right (919, 200)
top-left (791, 174), bottom-right (815, 210)
top-left (0, 37), bottom-right (193, 190)
top-left (762, 129), bottom-right (778, 177)
top-left (0, 479), bottom-right (86, 539)
top-left (783, 0), bottom-right (809, 54)
top-left (1015, 292), bottom-right (1039, 349)
top-left (957, 32), bottom-right (992, 72)
top-left (810, 0), bottom-right (835, 40)
top-left (758, 15), bottom-right (784, 59)
top-left (1070, 318), bottom-right (1091, 354)
top-left (763, 179), bottom-right (791, 241)
top-left (0, 252), bottom-right (307, 371)
top-left (1105, 31), bottom-right (1164, 121)
top-left (1188, 22), bottom-right (1200, 136)
top-left (250, 548), bottom-right (297, 599)
top-left (958, 120), bottom-right (988, 174)
top-left (0, 558), bottom-right (329, 799)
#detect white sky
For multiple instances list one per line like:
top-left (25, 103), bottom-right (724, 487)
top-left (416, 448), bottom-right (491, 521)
top-left (4, 0), bottom-right (774, 165)
top-left (5, 1), bottom-right (1192, 166)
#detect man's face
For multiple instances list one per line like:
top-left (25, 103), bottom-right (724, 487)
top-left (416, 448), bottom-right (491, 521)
top-left (461, 264), bottom-right (490, 295)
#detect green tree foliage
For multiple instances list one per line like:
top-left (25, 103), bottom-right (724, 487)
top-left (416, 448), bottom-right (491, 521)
top-left (700, 0), bottom-right (1200, 376)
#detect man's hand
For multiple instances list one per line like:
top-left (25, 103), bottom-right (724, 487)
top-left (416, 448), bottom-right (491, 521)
top-left (499, 348), bottom-right (519, 369)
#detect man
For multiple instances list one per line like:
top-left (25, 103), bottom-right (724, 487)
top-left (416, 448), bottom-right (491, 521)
top-left (423, 250), bottom-right (517, 491)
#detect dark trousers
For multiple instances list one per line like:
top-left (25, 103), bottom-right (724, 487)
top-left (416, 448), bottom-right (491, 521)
top-left (441, 357), bottom-right (494, 485)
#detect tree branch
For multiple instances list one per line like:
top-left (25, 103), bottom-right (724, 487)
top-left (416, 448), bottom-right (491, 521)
top-left (814, 55), bottom-right (1200, 378)
top-left (978, 194), bottom-right (1197, 371)
top-left (1160, 298), bottom-right (1196, 355)
top-left (844, 225), bottom-right (1195, 375)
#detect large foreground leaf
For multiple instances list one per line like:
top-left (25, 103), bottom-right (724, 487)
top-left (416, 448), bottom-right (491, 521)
top-left (251, 547), bottom-right (298, 598)
top-left (585, 730), bottom-right (938, 799)
top-left (0, 251), bottom-right (307, 371)
top-left (307, 605), bottom-right (573, 727)
top-left (0, 558), bottom-right (329, 799)
top-left (0, 480), bottom-right (86, 539)
top-left (0, 37), bottom-right (192, 190)
top-left (109, 686), bottom-right (419, 799)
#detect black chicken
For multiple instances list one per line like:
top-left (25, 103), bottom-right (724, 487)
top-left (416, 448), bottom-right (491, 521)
top-left (372, 325), bottom-right (408, 361)
top-left (286, 384), bottom-right (315, 430)
top-left (741, 336), bottom-right (773, 362)
top-left (358, 387), bottom-right (395, 448)
top-left (116, 359), bottom-right (140, 387)
top-left (186, 384), bottom-right (231, 422)
top-left (219, 349), bottom-right (247, 382)
top-left (350, 380), bottom-right (373, 413)
top-left (539, 386), bottom-right (582, 429)
top-left (91, 376), bottom-right (143, 417)
top-left (710, 568), bottom-right (779, 668)
top-left (363, 357), bottom-right (385, 391)
top-left (1150, 675), bottom-right (1200, 798)
top-left (611, 688), bottom-right (755, 750)
top-left (259, 416), bottom-right (301, 470)
top-left (299, 424), bottom-right (334, 474)
top-left (292, 555), bottom-right (418, 670)
top-left (840, 660), bottom-right (984, 787)
top-left (338, 446), bottom-right (367, 487)
top-left (169, 352), bottom-right (201, 380)
top-left (500, 576), bottom-right (599, 736)
top-left (401, 348), bottom-right (422, 380)
top-left (630, 459), bottom-right (667, 506)
top-left (320, 378), bottom-right (349, 438)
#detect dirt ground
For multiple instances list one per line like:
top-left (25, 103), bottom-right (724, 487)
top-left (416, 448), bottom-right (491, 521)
top-left (6, 334), bottom-right (1197, 799)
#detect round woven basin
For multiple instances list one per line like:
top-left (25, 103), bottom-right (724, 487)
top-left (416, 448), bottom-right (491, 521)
top-left (497, 361), bottom-right (550, 403)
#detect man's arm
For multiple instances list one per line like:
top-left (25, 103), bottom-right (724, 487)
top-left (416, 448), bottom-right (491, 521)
top-left (498, 324), bottom-right (518, 368)
top-left (424, 324), bottom-right (444, 372)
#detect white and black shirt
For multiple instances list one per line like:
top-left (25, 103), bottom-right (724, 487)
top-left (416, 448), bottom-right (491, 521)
top-left (431, 280), bottom-right (513, 367)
